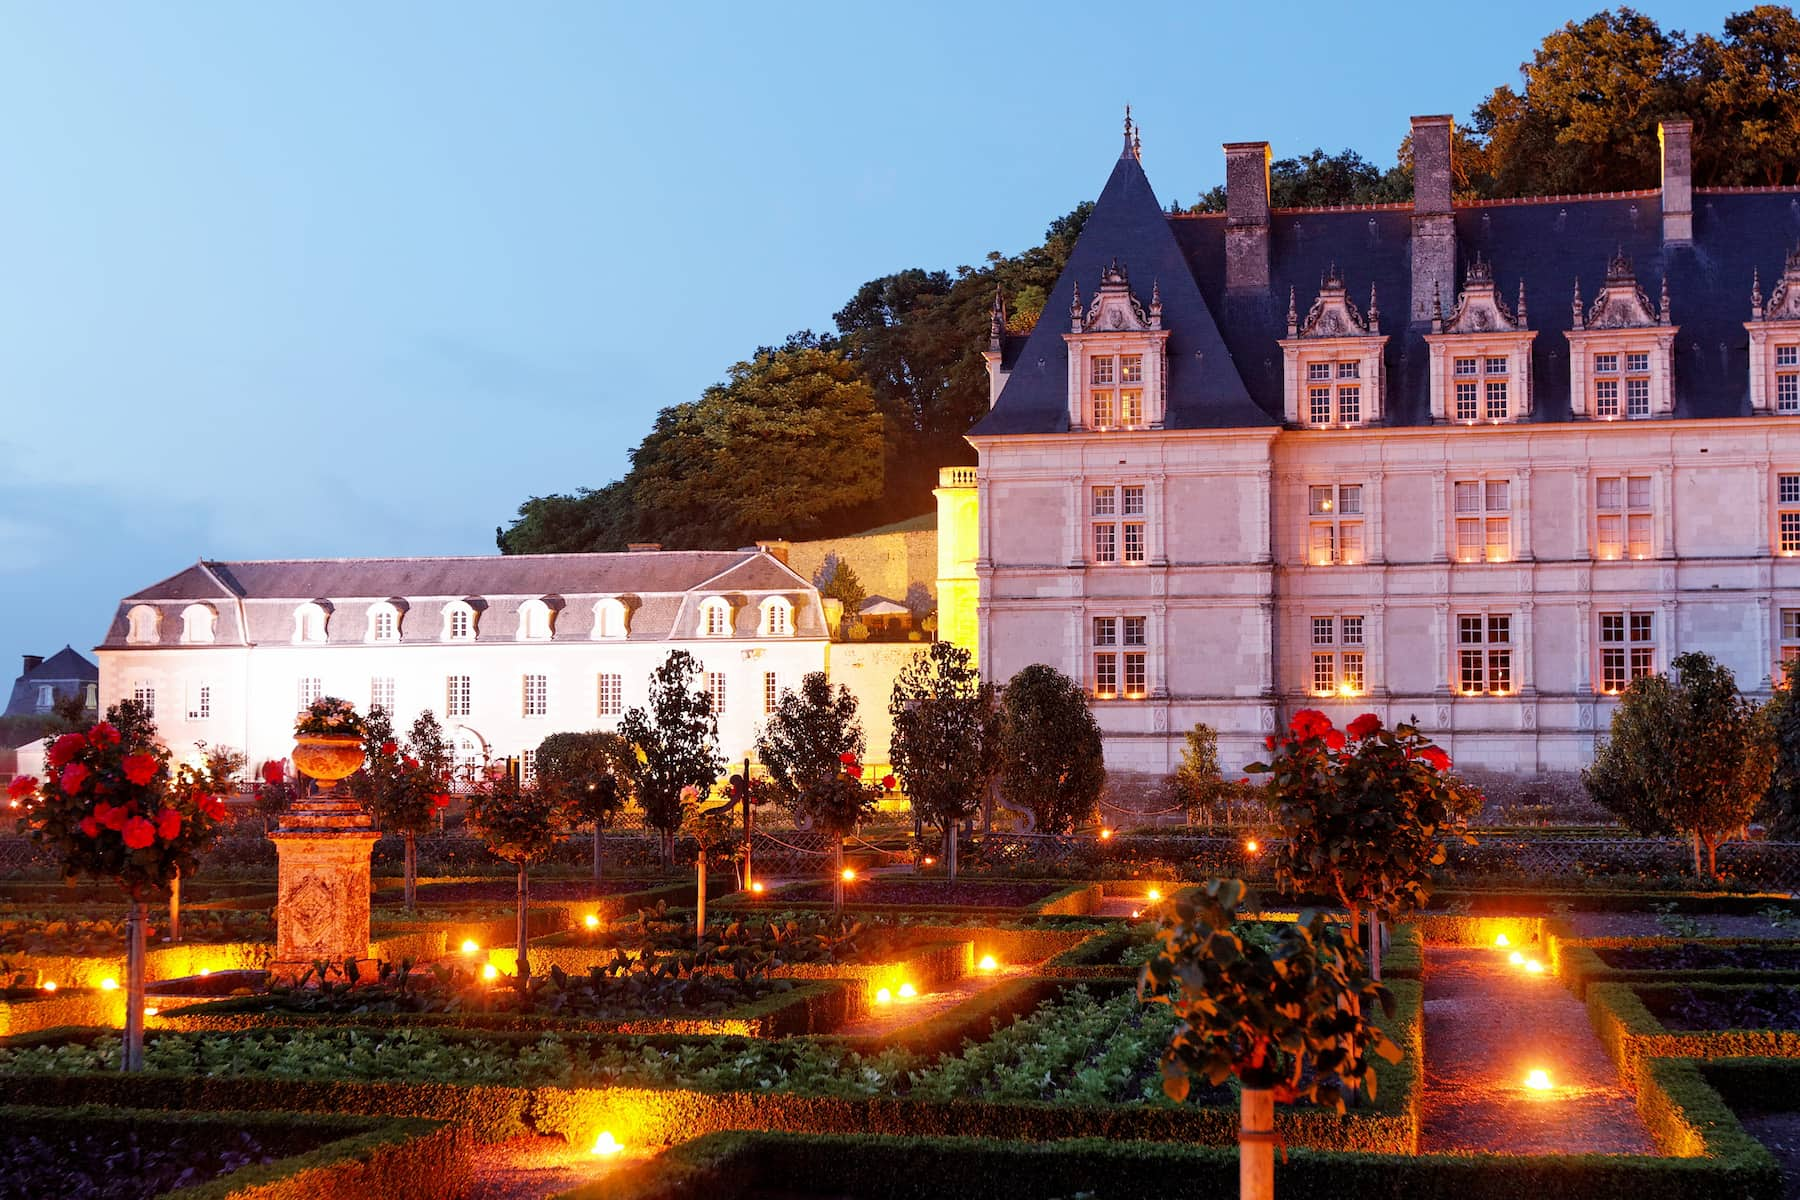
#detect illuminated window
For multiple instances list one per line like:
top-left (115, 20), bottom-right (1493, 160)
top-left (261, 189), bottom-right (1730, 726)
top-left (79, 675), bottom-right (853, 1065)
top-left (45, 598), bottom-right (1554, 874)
top-left (1308, 615), bottom-right (1366, 696)
top-left (1093, 615), bottom-right (1148, 698)
top-left (446, 675), bottom-right (471, 718)
top-left (1599, 611), bottom-right (1655, 693)
top-left (522, 674), bottom-right (548, 717)
top-left (1300, 358), bottom-right (1365, 425)
top-left (1307, 484), bottom-right (1364, 565)
top-left (132, 682), bottom-right (156, 717)
top-left (444, 603), bottom-right (475, 641)
top-left (1453, 479), bottom-right (1511, 562)
top-left (597, 673), bottom-right (623, 717)
top-left (370, 677), bottom-right (395, 715)
top-left (1780, 474), bottom-right (1800, 554)
top-left (700, 598), bottom-right (733, 638)
top-left (298, 677), bottom-right (322, 708)
top-left (1595, 475), bottom-right (1653, 560)
top-left (293, 603), bottom-right (327, 644)
top-left (764, 671), bottom-right (780, 714)
top-left (1778, 346), bottom-right (1800, 414)
top-left (186, 683), bottom-right (211, 721)
top-left (126, 605), bottom-right (160, 645)
top-left (1451, 356), bottom-right (1511, 422)
top-left (706, 671), bottom-right (727, 716)
top-left (1457, 614), bottom-right (1513, 695)
top-left (1091, 484), bottom-right (1146, 565)
top-left (760, 597), bottom-right (793, 637)
top-left (1781, 609), bottom-right (1800, 675)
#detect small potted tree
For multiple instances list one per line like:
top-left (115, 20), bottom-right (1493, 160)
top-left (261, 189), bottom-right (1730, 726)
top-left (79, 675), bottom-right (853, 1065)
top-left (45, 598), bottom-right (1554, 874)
top-left (1141, 878), bottom-right (1400, 1200)
top-left (465, 764), bottom-right (562, 989)
top-left (11, 721), bottom-right (229, 1070)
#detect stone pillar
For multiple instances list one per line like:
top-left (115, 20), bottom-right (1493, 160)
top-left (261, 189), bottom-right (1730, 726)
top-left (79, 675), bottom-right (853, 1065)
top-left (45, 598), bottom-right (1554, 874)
top-left (269, 793), bottom-right (380, 980)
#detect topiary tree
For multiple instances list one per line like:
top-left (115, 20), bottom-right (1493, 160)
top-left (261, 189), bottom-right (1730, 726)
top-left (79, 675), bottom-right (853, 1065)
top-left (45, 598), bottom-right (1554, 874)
top-left (1762, 660), bottom-right (1800, 840)
top-left (1171, 722), bottom-right (1226, 825)
top-left (536, 731), bottom-right (634, 886)
top-left (758, 673), bottom-right (883, 909)
top-left (1141, 878), bottom-right (1399, 1200)
top-left (996, 664), bottom-right (1105, 834)
top-left (813, 553), bottom-right (867, 616)
top-left (464, 766), bottom-right (562, 989)
top-left (359, 709), bottom-right (448, 912)
top-left (888, 641), bottom-right (999, 880)
top-left (620, 651), bottom-right (723, 866)
top-left (1251, 710), bottom-right (1479, 979)
top-left (1586, 652), bottom-right (1775, 879)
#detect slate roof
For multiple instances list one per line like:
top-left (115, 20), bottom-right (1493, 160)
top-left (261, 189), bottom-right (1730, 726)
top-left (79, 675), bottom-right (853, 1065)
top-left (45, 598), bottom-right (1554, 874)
top-left (974, 144), bottom-right (1800, 434)
top-left (102, 551), bottom-right (828, 647)
top-left (5, 647), bottom-right (98, 717)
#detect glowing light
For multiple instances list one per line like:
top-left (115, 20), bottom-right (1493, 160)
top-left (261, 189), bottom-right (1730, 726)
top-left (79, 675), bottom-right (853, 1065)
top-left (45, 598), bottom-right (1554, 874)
top-left (591, 1131), bottom-right (623, 1157)
top-left (1099, 828), bottom-right (1114, 841)
top-left (100, 978), bottom-right (118, 991)
top-left (461, 940), bottom-right (480, 954)
top-left (1509, 950), bottom-right (1525, 966)
top-left (1146, 888), bottom-right (1162, 902)
top-left (1494, 934), bottom-right (1510, 947)
top-left (1525, 959), bottom-right (1546, 975)
top-left (144, 1007), bottom-right (159, 1017)
top-left (199, 968), bottom-right (210, 977)
top-left (1130, 909), bottom-right (1141, 919)
top-left (1337, 682), bottom-right (1359, 697)
top-left (841, 868), bottom-right (856, 882)
top-left (923, 856), bottom-right (936, 866)
top-left (40, 981), bottom-right (56, 992)
top-left (978, 955), bottom-right (997, 972)
top-left (751, 882), bottom-right (765, 894)
top-left (897, 982), bottom-right (917, 999)
top-left (874, 987), bottom-right (893, 1005)
top-left (584, 914), bottom-right (600, 929)
top-left (1245, 839), bottom-right (1259, 853)
top-left (1524, 1069), bottom-right (1552, 1091)
top-left (481, 963), bottom-right (499, 981)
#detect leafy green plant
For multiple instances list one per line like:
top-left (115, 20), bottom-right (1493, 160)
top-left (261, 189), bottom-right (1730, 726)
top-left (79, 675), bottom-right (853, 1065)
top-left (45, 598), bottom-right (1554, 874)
top-left (888, 642), bottom-right (1000, 879)
top-left (620, 651), bottom-right (724, 866)
top-left (997, 665), bottom-right (1105, 834)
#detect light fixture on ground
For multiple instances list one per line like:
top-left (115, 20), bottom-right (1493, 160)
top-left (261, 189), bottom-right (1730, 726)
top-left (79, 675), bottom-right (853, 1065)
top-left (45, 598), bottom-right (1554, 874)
top-left (874, 987), bottom-right (893, 1005)
top-left (978, 955), bottom-right (997, 971)
top-left (40, 981), bottom-right (55, 992)
top-left (1524, 1068), bottom-right (1552, 1091)
top-left (1099, 828), bottom-right (1114, 841)
top-left (897, 982), bottom-right (917, 999)
top-left (482, 963), bottom-right (499, 981)
top-left (1494, 933), bottom-right (1510, 947)
top-left (100, 978), bottom-right (118, 991)
top-left (1524, 959), bottom-right (1546, 975)
top-left (591, 1131), bottom-right (623, 1157)
top-left (1244, 838), bottom-right (1259, 853)
top-left (841, 867), bottom-right (856, 882)
top-left (1146, 888), bottom-right (1162, 902)
top-left (584, 914), bottom-right (600, 929)
top-left (461, 939), bottom-right (479, 954)
top-left (1508, 950), bottom-right (1525, 966)
top-left (750, 882), bottom-right (765, 894)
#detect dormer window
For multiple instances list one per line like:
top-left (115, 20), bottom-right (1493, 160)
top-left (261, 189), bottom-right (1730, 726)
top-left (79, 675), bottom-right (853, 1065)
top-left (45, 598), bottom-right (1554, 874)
top-left (699, 597), bottom-right (733, 638)
top-left (518, 598), bottom-right (553, 641)
top-left (760, 597), bottom-right (794, 637)
top-left (1568, 251), bottom-right (1675, 420)
top-left (293, 602), bottom-right (328, 644)
top-left (1746, 250), bottom-right (1800, 415)
top-left (180, 604), bottom-right (216, 645)
top-left (367, 602), bottom-right (400, 643)
top-left (593, 597), bottom-right (628, 640)
top-left (1064, 260), bottom-right (1168, 432)
top-left (443, 601), bottom-right (476, 642)
top-left (1424, 257), bottom-right (1535, 424)
top-left (126, 605), bottom-right (160, 645)
top-left (1280, 270), bottom-right (1386, 428)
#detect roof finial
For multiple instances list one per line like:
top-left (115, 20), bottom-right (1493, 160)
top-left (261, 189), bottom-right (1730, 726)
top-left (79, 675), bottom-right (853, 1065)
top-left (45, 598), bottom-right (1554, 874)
top-left (1572, 276), bottom-right (1584, 330)
top-left (1123, 104), bottom-right (1135, 160)
top-left (1753, 267), bottom-right (1765, 320)
top-left (1286, 286), bottom-right (1298, 337)
top-left (988, 283), bottom-right (1007, 350)
top-left (1517, 278), bottom-right (1527, 327)
top-left (1431, 281), bottom-right (1444, 333)
top-left (1368, 283), bottom-right (1380, 329)
top-left (1149, 279), bottom-right (1162, 329)
top-left (1659, 275), bottom-right (1670, 325)
top-left (1070, 282), bottom-right (1084, 332)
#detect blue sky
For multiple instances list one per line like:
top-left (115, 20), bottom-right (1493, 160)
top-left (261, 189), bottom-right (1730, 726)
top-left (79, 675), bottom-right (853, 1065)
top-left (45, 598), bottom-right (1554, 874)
top-left (0, 1), bottom-right (1740, 688)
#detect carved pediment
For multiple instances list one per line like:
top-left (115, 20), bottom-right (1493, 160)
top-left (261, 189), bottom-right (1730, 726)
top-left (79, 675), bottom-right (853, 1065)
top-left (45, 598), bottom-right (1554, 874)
top-left (1071, 259), bottom-right (1161, 333)
top-left (1752, 247), bottom-right (1800, 322)
top-left (1289, 265), bottom-right (1378, 338)
top-left (1435, 256), bottom-right (1526, 335)
top-left (1575, 249), bottom-right (1667, 330)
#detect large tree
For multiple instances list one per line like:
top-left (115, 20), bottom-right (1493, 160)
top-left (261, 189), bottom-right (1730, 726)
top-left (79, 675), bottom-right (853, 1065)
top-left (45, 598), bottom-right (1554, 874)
top-left (888, 641), bottom-right (998, 879)
top-left (1762, 660), bottom-right (1800, 840)
top-left (619, 651), bottom-right (723, 865)
top-left (996, 664), bottom-right (1106, 834)
top-left (757, 672), bottom-right (877, 908)
top-left (535, 730), bottom-right (634, 885)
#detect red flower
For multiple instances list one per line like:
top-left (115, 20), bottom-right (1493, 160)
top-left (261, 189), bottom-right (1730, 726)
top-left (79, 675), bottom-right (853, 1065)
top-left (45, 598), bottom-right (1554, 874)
top-left (87, 722), bottom-right (121, 747)
top-left (1347, 713), bottom-right (1382, 741)
top-left (156, 808), bottom-right (183, 841)
top-left (121, 816), bottom-right (156, 849)
top-left (261, 760), bottom-right (286, 784)
top-left (1263, 735), bottom-right (1276, 750)
top-left (403, 756), bottom-right (419, 771)
top-left (1289, 709), bottom-right (1332, 740)
top-left (6, 775), bottom-right (37, 802)
top-left (79, 816), bottom-right (101, 837)
top-left (838, 752), bottom-right (857, 766)
top-left (881, 774), bottom-right (897, 791)
top-left (1324, 729), bottom-right (1346, 751)
top-left (95, 802), bottom-right (130, 831)
top-left (121, 754), bottom-right (159, 786)
top-left (432, 794), bottom-right (450, 809)
top-left (846, 765), bottom-right (863, 780)
top-left (48, 733), bottom-right (87, 769)
top-left (59, 763), bottom-right (91, 795)
top-left (1418, 746), bottom-right (1451, 772)
top-left (380, 740), bottom-right (398, 757)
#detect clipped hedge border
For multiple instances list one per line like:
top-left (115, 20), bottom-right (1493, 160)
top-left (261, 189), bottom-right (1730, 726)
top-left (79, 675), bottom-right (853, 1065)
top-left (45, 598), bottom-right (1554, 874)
top-left (714, 880), bottom-right (1102, 919)
top-left (0, 988), bottom-right (123, 1037)
top-left (1, 941), bottom-right (272, 990)
top-left (1587, 981), bottom-right (1800, 1088)
top-left (1400, 913), bottom-right (1545, 948)
top-left (1426, 889), bottom-right (1799, 916)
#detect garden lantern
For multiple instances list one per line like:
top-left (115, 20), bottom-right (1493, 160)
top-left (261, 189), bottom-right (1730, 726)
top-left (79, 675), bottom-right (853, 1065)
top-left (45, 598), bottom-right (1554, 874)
top-left (462, 940), bottom-right (480, 954)
top-left (1524, 1068), bottom-right (1552, 1091)
top-left (591, 1131), bottom-right (623, 1157)
top-left (897, 982), bottom-right (917, 999)
top-left (979, 955), bottom-right (998, 971)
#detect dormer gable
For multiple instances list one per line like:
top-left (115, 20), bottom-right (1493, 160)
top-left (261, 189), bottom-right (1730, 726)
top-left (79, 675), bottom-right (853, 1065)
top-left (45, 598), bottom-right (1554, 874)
top-left (1568, 249), bottom-right (1678, 420)
top-left (1062, 258), bottom-right (1171, 432)
top-left (1423, 256), bottom-right (1537, 424)
top-left (1277, 266), bottom-right (1388, 427)
top-left (1746, 247), bottom-right (1800, 416)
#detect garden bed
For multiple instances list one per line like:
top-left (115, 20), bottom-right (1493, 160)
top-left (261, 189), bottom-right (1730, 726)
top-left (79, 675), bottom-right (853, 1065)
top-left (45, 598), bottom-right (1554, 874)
top-left (1587, 983), bottom-right (1800, 1087)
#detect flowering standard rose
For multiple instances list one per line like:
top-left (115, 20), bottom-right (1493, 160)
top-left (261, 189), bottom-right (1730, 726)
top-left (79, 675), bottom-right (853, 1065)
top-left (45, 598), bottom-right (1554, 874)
top-left (14, 721), bottom-right (229, 1070)
top-left (1248, 710), bottom-right (1480, 979)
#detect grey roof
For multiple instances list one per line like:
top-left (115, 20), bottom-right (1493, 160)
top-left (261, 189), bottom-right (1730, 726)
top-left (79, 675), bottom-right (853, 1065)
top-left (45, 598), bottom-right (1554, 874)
top-left (5, 647), bottom-right (98, 717)
top-left (103, 551), bottom-right (828, 647)
top-left (975, 145), bottom-right (1800, 433)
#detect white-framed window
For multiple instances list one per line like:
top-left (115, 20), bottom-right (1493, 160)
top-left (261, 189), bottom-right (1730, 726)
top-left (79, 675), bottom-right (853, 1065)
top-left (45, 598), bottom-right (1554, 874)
top-left (1092, 614), bottom-right (1148, 699)
top-left (705, 671), bottom-right (727, 716)
top-left (1780, 473), bottom-right (1800, 554)
top-left (597, 673), bottom-right (623, 717)
top-left (132, 682), bottom-right (156, 717)
top-left (444, 602), bottom-right (476, 642)
top-left (1599, 611), bottom-right (1655, 693)
top-left (298, 676), bottom-right (323, 709)
top-left (1452, 478), bottom-right (1512, 563)
top-left (1781, 609), bottom-right (1800, 674)
top-left (764, 671), bottom-right (781, 714)
top-left (593, 598), bottom-right (628, 640)
top-left (699, 597), bottom-right (733, 638)
top-left (522, 674), bottom-right (548, 717)
top-left (1451, 355), bottom-right (1510, 422)
top-left (1593, 351), bottom-right (1653, 419)
top-left (186, 683), bottom-right (212, 721)
top-left (518, 599), bottom-right (553, 641)
top-left (1303, 359), bottom-right (1364, 426)
top-left (293, 602), bottom-right (328, 644)
top-left (760, 597), bottom-right (794, 637)
top-left (180, 604), bottom-right (216, 645)
top-left (446, 675), bottom-right (471, 718)
top-left (367, 602), bottom-right (400, 643)
top-left (1088, 354), bottom-right (1145, 430)
top-left (1457, 613), bottom-right (1514, 695)
top-left (1306, 483), bottom-right (1365, 565)
top-left (1091, 484), bottom-right (1146, 565)
top-left (1595, 475), bottom-right (1653, 560)
top-left (126, 605), bottom-right (160, 645)
top-left (1308, 615), bottom-right (1366, 696)
top-left (371, 676), bottom-right (396, 715)
top-left (1777, 345), bottom-right (1800, 414)
top-left (521, 749), bottom-right (537, 785)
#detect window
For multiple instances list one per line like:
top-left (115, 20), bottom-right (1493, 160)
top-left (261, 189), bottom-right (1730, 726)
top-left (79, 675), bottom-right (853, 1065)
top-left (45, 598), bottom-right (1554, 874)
top-left (298, 677), bottom-right (322, 708)
top-left (187, 683), bottom-right (212, 721)
top-left (1781, 609), bottom-right (1800, 672)
top-left (593, 598), bottom-right (628, 640)
top-left (180, 604), bottom-right (216, 645)
top-left (1093, 615), bottom-right (1148, 698)
top-left (132, 682), bottom-right (156, 717)
top-left (1306, 484), bottom-right (1364, 565)
top-left (1781, 474), bottom-right (1800, 554)
top-left (1457, 614), bottom-right (1513, 695)
top-left (764, 671), bottom-right (781, 714)
top-left (1451, 355), bottom-right (1511, 421)
top-left (1452, 479), bottom-right (1511, 563)
top-left (294, 603), bottom-right (327, 643)
top-left (370, 677), bottom-right (395, 715)
top-left (700, 598), bottom-right (733, 637)
top-left (705, 672), bottom-right (727, 716)
top-left (521, 749), bottom-right (537, 784)
top-left (446, 675), bottom-right (471, 718)
top-left (1308, 616), bottom-right (1366, 696)
top-left (522, 674), bottom-right (548, 717)
top-left (1595, 475), bottom-right (1653, 560)
top-left (368, 603), bottom-right (399, 642)
top-left (445, 603), bottom-right (475, 641)
top-left (597, 673), bottom-right (623, 717)
top-left (1088, 355), bottom-right (1146, 429)
top-left (518, 599), bottom-right (553, 641)
top-left (1599, 611), bottom-right (1656, 693)
top-left (1091, 485), bottom-right (1147, 565)
top-left (1595, 351), bottom-right (1651, 419)
top-left (760, 598), bottom-right (793, 637)
top-left (126, 605), bottom-right (160, 645)
top-left (1778, 345), bottom-right (1800, 414)
top-left (1300, 358), bottom-right (1364, 425)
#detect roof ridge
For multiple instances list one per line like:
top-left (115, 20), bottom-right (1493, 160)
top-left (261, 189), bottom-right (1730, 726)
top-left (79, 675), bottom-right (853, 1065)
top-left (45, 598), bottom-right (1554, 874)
top-left (202, 550), bottom-right (754, 566)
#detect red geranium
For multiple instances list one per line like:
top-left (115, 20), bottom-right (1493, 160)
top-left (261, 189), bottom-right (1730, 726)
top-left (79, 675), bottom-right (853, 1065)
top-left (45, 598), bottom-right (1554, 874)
top-left (846, 765), bottom-right (863, 780)
top-left (59, 763), bottom-right (91, 795)
top-left (1324, 729), bottom-right (1346, 751)
top-left (260, 760), bottom-right (286, 784)
top-left (1347, 713), bottom-right (1382, 741)
top-left (432, 793), bottom-right (450, 809)
top-left (881, 774), bottom-right (896, 791)
top-left (155, 808), bottom-right (182, 841)
top-left (1418, 746), bottom-right (1452, 772)
top-left (94, 802), bottom-right (129, 831)
top-left (196, 794), bottom-right (228, 821)
top-left (6, 775), bottom-right (36, 802)
top-left (79, 816), bottom-right (101, 837)
top-left (1289, 709), bottom-right (1333, 740)
top-left (121, 816), bottom-right (156, 850)
top-left (88, 723), bottom-right (121, 748)
top-left (48, 733), bottom-right (88, 769)
top-left (121, 754), bottom-right (159, 786)
top-left (380, 740), bottom-right (398, 757)
top-left (838, 752), bottom-right (857, 766)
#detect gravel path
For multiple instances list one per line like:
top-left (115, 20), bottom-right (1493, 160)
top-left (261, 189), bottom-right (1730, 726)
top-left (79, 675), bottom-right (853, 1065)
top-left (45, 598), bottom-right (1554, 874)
top-left (463, 1135), bottom-right (633, 1200)
top-left (831, 964), bottom-right (1030, 1038)
top-left (1420, 946), bottom-right (1653, 1154)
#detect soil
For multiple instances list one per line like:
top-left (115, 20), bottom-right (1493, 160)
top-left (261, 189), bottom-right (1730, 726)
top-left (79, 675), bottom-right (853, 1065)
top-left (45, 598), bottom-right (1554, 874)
top-left (0, 1125), bottom-right (333, 1200)
top-left (1740, 1111), bottom-right (1800, 1200)
top-left (777, 880), bottom-right (1065, 908)
top-left (398, 879), bottom-right (667, 904)
top-left (1559, 913), bottom-right (1799, 939)
top-left (1659, 986), bottom-right (1800, 1031)
top-left (1595, 944), bottom-right (1800, 972)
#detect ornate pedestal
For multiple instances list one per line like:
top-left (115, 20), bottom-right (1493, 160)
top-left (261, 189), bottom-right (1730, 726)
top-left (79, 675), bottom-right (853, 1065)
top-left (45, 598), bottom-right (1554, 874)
top-left (270, 735), bottom-right (378, 983)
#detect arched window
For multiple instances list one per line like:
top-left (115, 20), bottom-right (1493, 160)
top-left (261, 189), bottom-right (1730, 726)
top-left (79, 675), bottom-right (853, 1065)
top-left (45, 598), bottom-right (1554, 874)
top-left (759, 597), bottom-right (794, 637)
top-left (518, 598), bottom-right (553, 641)
top-left (126, 605), bottom-right (160, 645)
top-left (699, 597), bottom-right (733, 638)
top-left (443, 600), bottom-right (477, 642)
top-left (367, 601), bottom-right (401, 643)
top-left (592, 597), bottom-right (629, 640)
top-left (293, 602), bottom-right (328, 643)
top-left (179, 604), bottom-right (216, 645)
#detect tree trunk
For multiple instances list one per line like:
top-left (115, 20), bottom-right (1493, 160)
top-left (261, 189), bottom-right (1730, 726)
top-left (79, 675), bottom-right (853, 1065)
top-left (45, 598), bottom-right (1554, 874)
top-left (514, 865), bottom-right (530, 990)
top-left (1692, 829), bottom-right (1704, 880)
top-left (1368, 909), bottom-right (1382, 982)
top-left (696, 854), bottom-right (707, 946)
top-left (948, 821), bottom-right (960, 883)
top-left (1345, 901), bottom-right (1362, 956)
top-left (167, 873), bottom-right (181, 943)
top-left (1705, 834), bottom-right (1719, 882)
top-left (833, 837), bottom-right (845, 913)
top-left (403, 832), bottom-right (417, 913)
top-left (1240, 1086), bottom-right (1274, 1200)
top-left (123, 900), bottom-right (146, 1072)
top-left (592, 822), bottom-right (603, 886)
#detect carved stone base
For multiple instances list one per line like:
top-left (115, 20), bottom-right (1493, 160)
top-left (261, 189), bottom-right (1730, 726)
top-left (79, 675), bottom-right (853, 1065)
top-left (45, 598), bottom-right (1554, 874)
top-left (267, 957), bottom-right (382, 987)
top-left (269, 795), bottom-right (380, 969)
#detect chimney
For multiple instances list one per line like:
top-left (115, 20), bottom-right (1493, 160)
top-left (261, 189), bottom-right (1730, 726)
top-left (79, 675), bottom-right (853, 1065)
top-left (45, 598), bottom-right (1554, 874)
top-left (756, 539), bottom-right (792, 566)
top-left (1410, 115), bottom-right (1456, 323)
top-left (21, 654), bottom-right (42, 675)
top-left (1223, 141), bottom-right (1271, 292)
top-left (1660, 119), bottom-right (1693, 244)
top-left (626, 542), bottom-right (662, 553)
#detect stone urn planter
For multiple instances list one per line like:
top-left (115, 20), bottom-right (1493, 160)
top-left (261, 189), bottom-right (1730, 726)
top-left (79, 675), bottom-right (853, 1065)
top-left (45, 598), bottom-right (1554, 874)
top-left (292, 734), bottom-right (366, 790)
top-left (271, 732), bottom-right (378, 980)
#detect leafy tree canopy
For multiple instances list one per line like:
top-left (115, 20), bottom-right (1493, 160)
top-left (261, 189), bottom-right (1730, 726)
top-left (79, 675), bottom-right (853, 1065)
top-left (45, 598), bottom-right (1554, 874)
top-left (757, 671), bottom-right (866, 831)
top-left (888, 641), bottom-right (998, 835)
top-left (619, 651), bottom-right (723, 841)
top-left (997, 664), bottom-right (1106, 834)
top-left (536, 730), bottom-right (634, 829)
